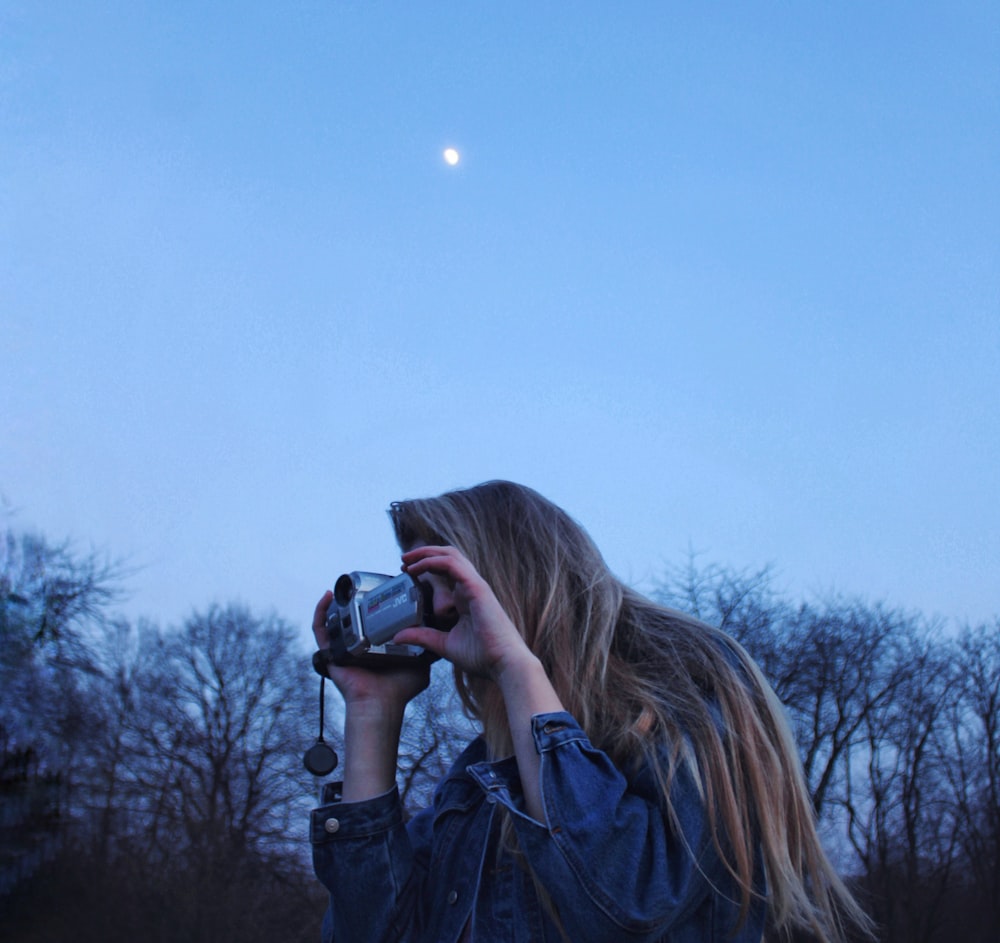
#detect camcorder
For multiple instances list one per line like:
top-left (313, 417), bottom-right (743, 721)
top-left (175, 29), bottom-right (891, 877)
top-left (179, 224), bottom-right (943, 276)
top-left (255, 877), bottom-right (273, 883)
top-left (312, 570), bottom-right (440, 674)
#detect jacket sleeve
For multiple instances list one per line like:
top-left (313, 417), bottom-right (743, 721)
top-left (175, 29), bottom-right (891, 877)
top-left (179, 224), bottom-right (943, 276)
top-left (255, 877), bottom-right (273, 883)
top-left (310, 782), bottom-right (433, 943)
top-left (477, 711), bottom-right (743, 942)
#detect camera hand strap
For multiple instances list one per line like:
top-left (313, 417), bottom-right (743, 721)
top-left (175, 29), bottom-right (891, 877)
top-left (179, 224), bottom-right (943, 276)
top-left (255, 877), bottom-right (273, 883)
top-left (303, 675), bottom-right (339, 777)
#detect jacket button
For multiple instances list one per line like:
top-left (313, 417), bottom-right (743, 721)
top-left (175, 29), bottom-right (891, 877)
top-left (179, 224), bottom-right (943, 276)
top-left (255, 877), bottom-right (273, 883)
top-left (447, 890), bottom-right (458, 905)
top-left (324, 818), bottom-right (340, 834)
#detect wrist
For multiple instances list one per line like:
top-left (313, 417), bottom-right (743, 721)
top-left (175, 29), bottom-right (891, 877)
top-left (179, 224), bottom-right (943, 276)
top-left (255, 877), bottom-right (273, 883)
top-left (492, 645), bottom-right (542, 688)
top-left (344, 695), bottom-right (408, 726)
top-left (341, 700), bottom-right (405, 802)
top-left (494, 650), bottom-right (563, 715)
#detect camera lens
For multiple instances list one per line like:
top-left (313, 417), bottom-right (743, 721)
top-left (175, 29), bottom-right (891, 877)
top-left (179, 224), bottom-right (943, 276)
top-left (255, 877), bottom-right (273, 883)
top-left (334, 574), bottom-right (356, 607)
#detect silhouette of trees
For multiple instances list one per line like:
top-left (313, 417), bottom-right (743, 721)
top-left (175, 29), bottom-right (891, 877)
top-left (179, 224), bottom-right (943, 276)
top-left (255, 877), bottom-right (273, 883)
top-left (3, 527), bottom-right (999, 942)
top-left (840, 623), bottom-right (958, 943)
top-left (1, 528), bottom-right (327, 942)
top-left (656, 558), bottom-right (1000, 943)
top-left (948, 621), bottom-right (1000, 942)
top-left (1, 530), bottom-right (125, 900)
top-left (396, 661), bottom-right (479, 811)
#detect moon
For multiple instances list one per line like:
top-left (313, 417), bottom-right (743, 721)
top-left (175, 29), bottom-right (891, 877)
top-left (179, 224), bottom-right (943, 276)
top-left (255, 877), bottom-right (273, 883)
top-left (443, 147), bottom-right (460, 166)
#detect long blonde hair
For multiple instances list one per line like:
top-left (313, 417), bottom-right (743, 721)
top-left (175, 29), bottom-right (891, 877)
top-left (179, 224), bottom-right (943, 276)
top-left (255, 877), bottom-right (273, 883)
top-left (390, 480), bottom-right (870, 943)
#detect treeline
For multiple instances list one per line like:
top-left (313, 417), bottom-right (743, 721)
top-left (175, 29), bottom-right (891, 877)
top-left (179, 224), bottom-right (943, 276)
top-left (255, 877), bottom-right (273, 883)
top-left (656, 560), bottom-right (1000, 943)
top-left (0, 532), bottom-right (328, 942)
top-left (0, 529), bottom-right (473, 943)
top-left (1, 529), bottom-right (998, 942)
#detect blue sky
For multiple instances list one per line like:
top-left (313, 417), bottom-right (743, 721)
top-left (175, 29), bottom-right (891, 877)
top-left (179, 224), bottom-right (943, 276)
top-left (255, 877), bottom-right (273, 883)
top-left (2, 2), bottom-right (998, 641)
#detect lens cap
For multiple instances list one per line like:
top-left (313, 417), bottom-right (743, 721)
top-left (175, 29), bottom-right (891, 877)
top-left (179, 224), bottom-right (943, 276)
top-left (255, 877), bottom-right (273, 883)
top-left (304, 741), bottom-right (339, 776)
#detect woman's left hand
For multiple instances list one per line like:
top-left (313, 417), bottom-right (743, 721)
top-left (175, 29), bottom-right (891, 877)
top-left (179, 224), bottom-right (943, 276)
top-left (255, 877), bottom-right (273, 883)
top-left (393, 545), bottom-right (533, 681)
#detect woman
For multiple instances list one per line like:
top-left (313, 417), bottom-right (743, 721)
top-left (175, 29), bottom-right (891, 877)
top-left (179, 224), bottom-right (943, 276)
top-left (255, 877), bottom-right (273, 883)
top-left (310, 481), bottom-right (869, 942)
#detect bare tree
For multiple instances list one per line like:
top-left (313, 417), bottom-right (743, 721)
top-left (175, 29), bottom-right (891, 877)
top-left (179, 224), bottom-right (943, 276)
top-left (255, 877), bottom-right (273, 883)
top-left (56, 606), bottom-right (323, 943)
top-left (1, 525), bottom-right (332, 941)
top-left (0, 529), bottom-right (123, 648)
top-left (946, 620), bottom-right (1000, 942)
top-left (653, 558), bottom-right (982, 943)
top-left (775, 600), bottom-right (917, 817)
top-left (655, 559), bottom-right (912, 817)
top-left (396, 660), bottom-right (479, 811)
top-left (842, 625), bottom-right (959, 943)
top-left (138, 605), bottom-right (316, 864)
top-left (0, 528), bottom-right (124, 896)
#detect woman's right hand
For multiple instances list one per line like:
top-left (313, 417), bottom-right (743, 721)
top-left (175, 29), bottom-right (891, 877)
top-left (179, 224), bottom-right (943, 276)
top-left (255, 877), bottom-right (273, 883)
top-left (312, 590), bottom-right (431, 711)
top-left (314, 590), bottom-right (430, 801)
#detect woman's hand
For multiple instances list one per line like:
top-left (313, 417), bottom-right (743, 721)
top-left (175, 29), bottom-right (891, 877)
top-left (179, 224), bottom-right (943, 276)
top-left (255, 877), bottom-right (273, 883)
top-left (393, 545), bottom-right (534, 681)
top-left (313, 590), bottom-right (431, 801)
top-left (312, 591), bottom-right (430, 711)
top-left (397, 545), bottom-right (564, 822)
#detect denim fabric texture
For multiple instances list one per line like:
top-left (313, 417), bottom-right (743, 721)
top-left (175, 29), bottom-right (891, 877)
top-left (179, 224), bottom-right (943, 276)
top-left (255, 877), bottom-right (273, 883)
top-left (311, 711), bottom-right (766, 943)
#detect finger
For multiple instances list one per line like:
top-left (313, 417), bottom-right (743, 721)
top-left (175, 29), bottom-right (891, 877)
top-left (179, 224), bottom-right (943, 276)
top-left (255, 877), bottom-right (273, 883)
top-left (400, 544), bottom-right (454, 565)
top-left (313, 590), bottom-right (334, 644)
top-left (392, 626), bottom-right (451, 658)
top-left (402, 550), bottom-right (469, 582)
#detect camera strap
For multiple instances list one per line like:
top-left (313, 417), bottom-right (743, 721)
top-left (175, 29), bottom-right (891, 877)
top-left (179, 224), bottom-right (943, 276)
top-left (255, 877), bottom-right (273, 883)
top-left (303, 675), bottom-right (339, 777)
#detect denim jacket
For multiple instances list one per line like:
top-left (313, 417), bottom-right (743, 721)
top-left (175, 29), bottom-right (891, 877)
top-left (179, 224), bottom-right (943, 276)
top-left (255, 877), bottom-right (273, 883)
top-left (310, 711), bottom-right (765, 943)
